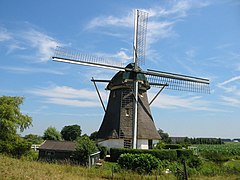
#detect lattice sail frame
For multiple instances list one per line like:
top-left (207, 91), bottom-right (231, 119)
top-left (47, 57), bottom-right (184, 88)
top-left (147, 74), bottom-right (210, 93)
top-left (53, 46), bottom-right (125, 71)
top-left (136, 10), bottom-right (148, 66)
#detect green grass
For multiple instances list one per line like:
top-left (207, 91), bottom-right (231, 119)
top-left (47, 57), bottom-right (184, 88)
top-left (0, 154), bottom-right (176, 180)
top-left (1, 152), bottom-right (240, 179)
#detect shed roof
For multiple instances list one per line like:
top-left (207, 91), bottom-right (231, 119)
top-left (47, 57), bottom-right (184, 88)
top-left (39, 140), bottom-right (76, 152)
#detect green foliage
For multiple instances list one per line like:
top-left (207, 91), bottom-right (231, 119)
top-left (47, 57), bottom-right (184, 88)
top-left (176, 149), bottom-right (193, 160)
top-left (43, 126), bottom-right (61, 141)
top-left (158, 129), bottom-right (171, 143)
top-left (118, 153), bottom-right (159, 174)
top-left (201, 151), bottom-right (230, 162)
top-left (0, 96), bottom-right (32, 141)
top-left (110, 148), bottom-right (178, 162)
top-left (89, 131), bottom-right (98, 141)
top-left (175, 137), bottom-right (223, 145)
top-left (24, 134), bottom-right (43, 144)
top-left (60, 124), bottom-right (81, 141)
top-left (163, 144), bottom-right (182, 149)
top-left (154, 141), bottom-right (165, 149)
top-left (198, 161), bottom-right (240, 176)
top-left (98, 145), bottom-right (107, 159)
top-left (74, 136), bottom-right (98, 165)
top-left (186, 155), bottom-right (202, 168)
top-left (0, 96), bottom-right (32, 157)
top-left (0, 137), bottom-right (31, 157)
top-left (197, 143), bottom-right (240, 159)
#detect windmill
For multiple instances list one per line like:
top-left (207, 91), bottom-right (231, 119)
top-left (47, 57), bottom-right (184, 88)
top-left (52, 10), bottom-right (210, 149)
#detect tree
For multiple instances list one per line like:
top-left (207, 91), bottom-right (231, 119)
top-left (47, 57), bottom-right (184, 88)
top-left (61, 124), bottom-right (81, 141)
top-left (74, 136), bottom-right (98, 165)
top-left (0, 96), bottom-right (32, 157)
top-left (43, 126), bottom-right (61, 141)
top-left (89, 131), bottom-right (98, 141)
top-left (158, 129), bottom-right (171, 143)
top-left (24, 134), bottom-right (43, 144)
top-left (0, 96), bottom-right (32, 140)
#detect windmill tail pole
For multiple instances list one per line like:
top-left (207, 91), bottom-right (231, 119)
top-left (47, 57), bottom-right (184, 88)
top-left (91, 77), bottom-right (106, 112)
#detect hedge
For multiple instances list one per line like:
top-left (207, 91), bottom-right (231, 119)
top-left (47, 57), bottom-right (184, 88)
top-left (110, 148), bottom-right (178, 162)
top-left (176, 149), bottom-right (193, 160)
top-left (163, 144), bottom-right (182, 149)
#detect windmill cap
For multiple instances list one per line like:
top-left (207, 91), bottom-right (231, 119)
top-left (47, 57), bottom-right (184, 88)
top-left (107, 63), bottom-right (150, 91)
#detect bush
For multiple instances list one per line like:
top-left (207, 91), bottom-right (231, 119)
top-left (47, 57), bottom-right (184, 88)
top-left (164, 144), bottom-right (182, 149)
top-left (187, 155), bottom-right (202, 168)
top-left (73, 136), bottom-right (98, 165)
top-left (201, 151), bottom-right (230, 162)
top-left (98, 146), bottom-right (107, 159)
top-left (151, 149), bottom-right (177, 161)
top-left (176, 149), bottom-right (193, 160)
top-left (110, 148), bottom-right (178, 162)
top-left (0, 138), bottom-right (31, 158)
top-left (118, 153), bottom-right (159, 174)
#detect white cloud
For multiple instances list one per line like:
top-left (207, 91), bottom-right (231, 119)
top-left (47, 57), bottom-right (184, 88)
top-left (148, 92), bottom-right (227, 112)
top-left (22, 29), bottom-right (60, 62)
top-left (86, 12), bottom-right (133, 29)
top-left (0, 66), bottom-right (64, 75)
top-left (30, 86), bottom-right (98, 99)
top-left (218, 76), bottom-right (240, 96)
top-left (86, 0), bottom-right (209, 43)
top-left (47, 98), bottom-right (100, 107)
top-left (221, 96), bottom-right (240, 107)
top-left (0, 27), bottom-right (12, 42)
top-left (219, 76), bottom-right (240, 86)
top-left (0, 25), bottom-right (61, 62)
top-left (149, 92), bottom-right (207, 110)
top-left (218, 76), bottom-right (240, 107)
top-left (29, 85), bottom-right (108, 108)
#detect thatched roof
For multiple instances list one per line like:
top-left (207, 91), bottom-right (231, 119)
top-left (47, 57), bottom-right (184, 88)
top-left (97, 65), bottom-right (160, 140)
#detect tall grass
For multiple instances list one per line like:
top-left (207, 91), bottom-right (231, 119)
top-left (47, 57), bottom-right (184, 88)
top-left (0, 154), bottom-right (175, 180)
top-left (1, 153), bottom-right (239, 179)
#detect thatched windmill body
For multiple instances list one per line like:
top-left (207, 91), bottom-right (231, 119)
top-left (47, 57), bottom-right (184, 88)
top-left (52, 10), bottom-right (210, 149)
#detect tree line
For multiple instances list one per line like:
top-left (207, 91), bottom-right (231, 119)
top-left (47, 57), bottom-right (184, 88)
top-left (0, 96), bottom-right (99, 161)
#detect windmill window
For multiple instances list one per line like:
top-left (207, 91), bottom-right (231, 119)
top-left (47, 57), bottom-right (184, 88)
top-left (113, 91), bottom-right (116, 98)
top-left (125, 108), bottom-right (130, 116)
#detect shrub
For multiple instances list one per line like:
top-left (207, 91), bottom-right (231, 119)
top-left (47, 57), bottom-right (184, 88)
top-left (98, 145), bottom-right (107, 159)
top-left (0, 137), bottom-right (31, 158)
top-left (201, 151), bottom-right (230, 162)
top-left (110, 148), bottom-right (178, 162)
top-left (187, 155), bottom-right (202, 168)
top-left (163, 144), bottom-right (182, 149)
top-left (176, 149), bottom-right (193, 160)
top-left (151, 149), bottom-right (177, 161)
top-left (118, 153), bottom-right (159, 174)
top-left (73, 136), bottom-right (98, 165)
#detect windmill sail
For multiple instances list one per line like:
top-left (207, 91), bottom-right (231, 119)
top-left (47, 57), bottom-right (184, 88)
top-left (145, 69), bottom-right (210, 93)
top-left (52, 46), bottom-right (125, 71)
top-left (134, 10), bottom-right (148, 66)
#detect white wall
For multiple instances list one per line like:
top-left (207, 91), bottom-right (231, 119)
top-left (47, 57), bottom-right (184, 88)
top-left (98, 139), bottom-right (124, 150)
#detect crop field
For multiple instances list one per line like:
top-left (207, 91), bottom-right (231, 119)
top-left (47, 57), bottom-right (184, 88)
top-left (195, 143), bottom-right (240, 157)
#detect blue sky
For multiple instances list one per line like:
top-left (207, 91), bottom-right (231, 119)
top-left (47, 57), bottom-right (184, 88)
top-left (0, 0), bottom-right (239, 138)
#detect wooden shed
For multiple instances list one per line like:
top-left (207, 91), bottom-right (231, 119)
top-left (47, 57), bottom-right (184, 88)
top-left (38, 140), bottom-right (76, 161)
